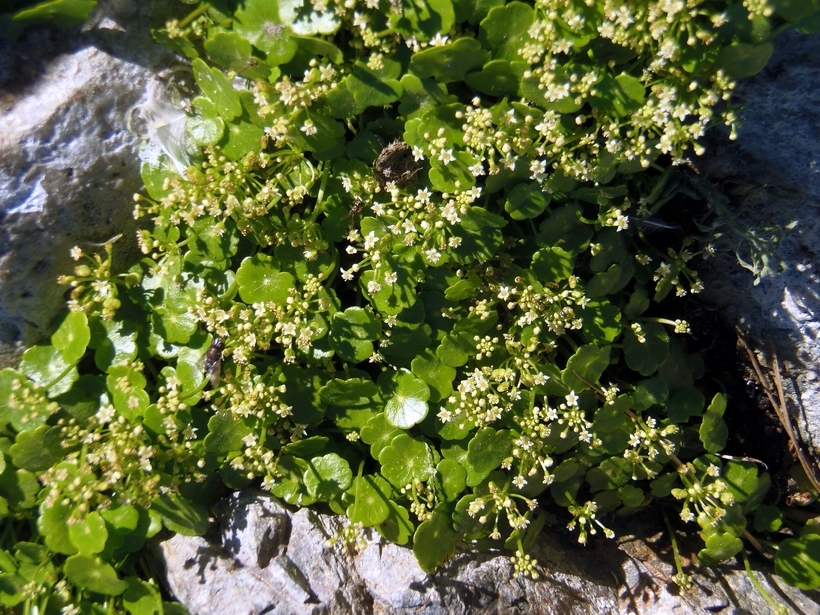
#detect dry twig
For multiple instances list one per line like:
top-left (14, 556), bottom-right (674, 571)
top-left (736, 331), bottom-right (820, 495)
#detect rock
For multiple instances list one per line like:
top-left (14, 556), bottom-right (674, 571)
top-left (0, 0), bottom-right (178, 366)
top-left (153, 491), bottom-right (820, 614)
top-left (697, 28), bottom-right (820, 466)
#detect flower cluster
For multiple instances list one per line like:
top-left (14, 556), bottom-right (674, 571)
top-left (466, 481), bottom-right (537, 541)
top-left (511, 403), bottom-right (557, 487)
top-left (57, 239), bottom-right (123, 320)
top-left (624, 417), bottom-right (679, 480)
top-left (672, 462), bottom-right (735, 524)
top-left (566, 498), bottom-right (615, 545)
top-left (440, 366), bottom-right (520, 430)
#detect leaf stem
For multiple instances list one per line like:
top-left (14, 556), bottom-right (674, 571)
top-left (742, 549), bottom-right (786, 614)
top-left (178, 2), bottom-right (211, 28)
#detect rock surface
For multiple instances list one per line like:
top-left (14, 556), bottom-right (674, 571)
top-left (698, 28), bottom-right (820, 466)
top-left (154, 491), bottom-right (820, 615)
top-left (0, 0), bottom-right (178, 366)
top-left (4, 4), bottom-right (820, 614)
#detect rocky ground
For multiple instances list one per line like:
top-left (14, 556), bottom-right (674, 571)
top-left (2, 3), bottom-right (820, 613)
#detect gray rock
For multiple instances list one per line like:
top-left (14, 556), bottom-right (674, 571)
top-left (153, 491), bottom-right (820, 614)
top-left (0, 0), bottom-right (178, 366)
top-left (697, 29), bottom-right (820, 465)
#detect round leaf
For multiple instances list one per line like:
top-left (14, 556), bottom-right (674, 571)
top-left (381, 369), bottom-right (430, 429)
top-left (68, 511), bottom-right (108, 556)
top-left (63, 555), bottom-right (128, 596)
top-left (413, 508), bottom-right (457, 573)
top-left (302, 453), bottom-right (352, 501)
top-left (236, 255), bottom-right (294, 304)
top-left (51, 310), bottom-right (90, 365)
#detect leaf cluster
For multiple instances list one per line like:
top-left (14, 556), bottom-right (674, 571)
top-left (2, 0), bottom-right (820, 612)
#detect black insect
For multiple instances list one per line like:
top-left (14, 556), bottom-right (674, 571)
top-left (203, 336), bottom-right (225, 388)
top-left (341, 197), bottom-right (367, 230)
top-left (372, 140), bottom-right (421, 189)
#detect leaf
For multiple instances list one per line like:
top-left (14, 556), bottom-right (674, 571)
top-left (478, 2), bottom-right (536, 62)
top-left (236, 254), bottom-right (294, 304)
top-left (465, 427), bottom-right (512, 486)
top-left (697, 532), bottom-right (744, 566)
top-left (505, 181), bottom-right (551, 220)
top-left (562, 344), bottom-right (611, 391)
top-left (19, 344), bottom-right (77, 397)
top-left (220, 118), bottom-right (265, 160)
top-left (379, 434), bottom-right (436, 488)
top-left (632, 378), bottom-right (668, 411)
top-left (776, 535), bottom-right (820, 590)
top-left (345, 62), bottom-right (403, 111)
top-left (187, 115), bottom-right (225, 146)
top-left (623, 321), bottom-right (669, 376)
top-left (91, 318), bottom-right (138, 372)
top-left (376, 501), bottom-right (414, 545)
top-left (398, 74), bottom-right (455, 119)
top-left (409, 38), bottom-right (489, 83)
top-left (203, 410), bottom-right (254, 454)
top-left (9, 426), bottom-right (64, 472)
top-left (320, 377), bottom-right (380, 407)
top-left (666, 387), bottom-right (705, 423)
top-left (347, 475), bottom-right (391, 526)
top-left (303, 453), bottom-right (353, 501)
top-left (151, 493), bottom-right (210, 536)
top-left (753, 504), bottom-right (783, 533)
top-left (411, 349), bottom-right (456, 403)
top-left (68, 512), bottom-right (108, 556)
top-left (330, 307), bottom-right (381, 364)
top-left (578, 299), bottom-right (621, 345)
top-left (465, 59), bottom-right (527, 97)
top-left (537, 204), bottom-right (592, 255)
top-left (436, 458), bottom-right (467, 502)
top-left (723, 460), bottom-right (759, 503)
top-left (192, 58), bottom-right (242, 121)
top-left (281, 364), bottom-right (327, 423)
top-left (700, 393), bottom-right (728, 453)
top-left (123, 577), bottom-right (163, 615)
top-left (381, 369), bottom-right (430, 429)
top-left (51, 310), bottom-right (90, 365)
top-left (204, 30), bottom-right (254, 71)
top-left (716, 42), bottom-right (774, 79)
top-left (38, 499), bottom-right (77, 555)
top-left (413, 508), bottom-right (457, 573)
top-left (63, 555), bottom-right (129, 596)
top-left (269, 455), bottom-right (316, 507)
top-left (588, 72), bottom-right (645, 117)
top-left (360, 413), bottom-right (404, 460)
top-left (5, 0), bottom-right (97, 32)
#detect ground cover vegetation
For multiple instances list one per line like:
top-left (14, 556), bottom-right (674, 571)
top-left (2, 0), bottom-right (820, 612)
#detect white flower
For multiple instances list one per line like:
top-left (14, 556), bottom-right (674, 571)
top-left (412, 145), bottom-right (425, 161)
top-left (439, 149), bottom-right (455, 164)
top-left (300, 119), bottom-right (318, 136)
top-left (70, 246), bottom-right (82, 261)
top-left (565, 391), bottom-right (579, 406)
top-left (352, 11), bottom-right (368, 29)
top-left (430, 33), bottom-right (449, 47)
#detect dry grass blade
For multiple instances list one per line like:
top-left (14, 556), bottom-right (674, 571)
top-left (735, 330), bottom-right (820, 494)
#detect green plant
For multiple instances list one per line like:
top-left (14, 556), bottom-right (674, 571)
top-left (2, 0), bottom-right (820, 612)
top-left (0, 0), bottom-right (97, 39)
